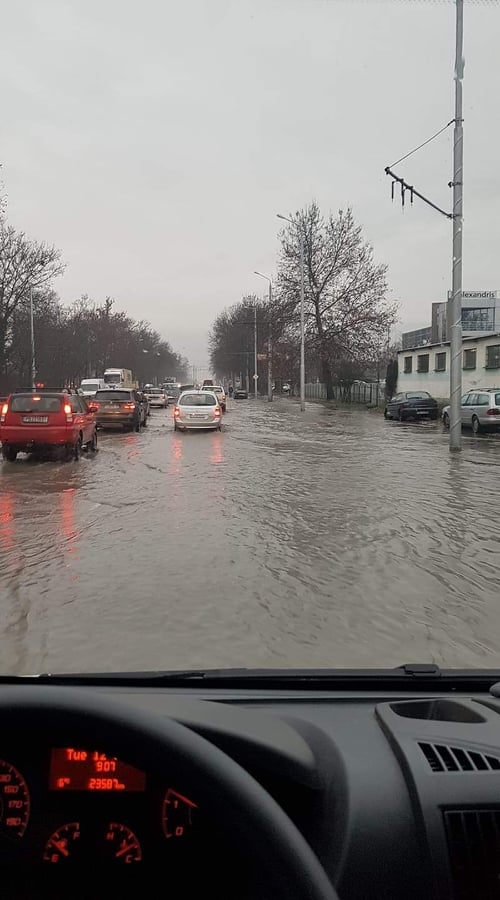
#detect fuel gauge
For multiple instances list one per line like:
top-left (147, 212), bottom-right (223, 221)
top-left (43, 822), bottom-right (81, 863)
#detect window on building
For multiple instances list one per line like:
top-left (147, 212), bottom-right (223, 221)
top-left (463, 348), bottom-right (477, 370)
top-left (435, 352), bottom-right (446, 372)
top-left (403, 357), bottom-right (412, 374)
top-left (485, 345), bottom-right (500, 369)
top-left (417, 354), bottom-right (429, 373)
top-left (462, 307), bottom-right (495, 332)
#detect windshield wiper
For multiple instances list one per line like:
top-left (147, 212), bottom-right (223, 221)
top-left (2, 664), bottom-right (500, 692)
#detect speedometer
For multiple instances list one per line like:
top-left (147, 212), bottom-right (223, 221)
top-left (0, 759), bottom-right (30, 838)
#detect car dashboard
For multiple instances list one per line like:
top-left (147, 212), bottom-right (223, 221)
top-left (2, 672), bottom-right (500, 899)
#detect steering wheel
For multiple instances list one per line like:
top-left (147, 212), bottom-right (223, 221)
top-left (0, 687), bottom-right (339, 899)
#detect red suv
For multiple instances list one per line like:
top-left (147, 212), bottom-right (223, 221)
top-left (0, 391), bottom-right (97, 462)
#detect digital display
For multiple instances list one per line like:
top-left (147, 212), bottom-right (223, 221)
top-left (49, 748), bottom-right (146, 792)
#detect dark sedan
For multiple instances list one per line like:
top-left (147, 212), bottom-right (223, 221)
top-left (384, 390), bottom-right (438, 422)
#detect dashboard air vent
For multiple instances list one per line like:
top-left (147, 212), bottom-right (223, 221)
top-left (444, 809), bottom-right (500, 899)
top-left (419, 742), bottom-right (500, 773)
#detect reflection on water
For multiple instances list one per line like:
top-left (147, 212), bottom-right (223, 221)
top-left (1, 404), bottom-right (500, 674)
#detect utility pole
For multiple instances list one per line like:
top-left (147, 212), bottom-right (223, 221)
top-left (449, 0), bottom-right (464, 452)
top-left (254, 271), bottom-right (273, 402)
top-left (299, 232), bottom-right (305, 412)
top-left (30, 287), bottom-right (36, 390)
top-left (254, 304), bottom-right (258, 399)
top-left (384, 0), bottom-right (465, 452)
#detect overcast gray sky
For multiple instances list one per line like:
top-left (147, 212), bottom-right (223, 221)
top-left (1, 0), bottom-right (498, 371)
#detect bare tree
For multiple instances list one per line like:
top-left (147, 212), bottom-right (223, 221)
top-left (0, 217), bottom-right (64, 378)
top-left (276, 202), bottom-right (397, 400)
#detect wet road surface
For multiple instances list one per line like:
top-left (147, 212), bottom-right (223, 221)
top-left (1, 399), bottom-right (500, 674)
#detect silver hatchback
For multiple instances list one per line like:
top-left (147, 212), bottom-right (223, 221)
top-left (442, 388), bottom-right (500, 434)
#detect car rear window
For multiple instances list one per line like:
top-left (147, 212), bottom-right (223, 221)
top-left (95, 391), bottom-right (132, 402)
top-left (10, 395), bottom-right (62, 413)
top-left (81, 383), bottom-right (100, 392)
top-left (180, 393), bottom-right (216, 406)
top-left (147, 389), bottom-right (163, 394)
top-left (406, 392), bottom-right (431, 400)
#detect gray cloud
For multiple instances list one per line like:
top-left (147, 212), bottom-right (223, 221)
top-left (1, 0), bottom-right (498, 365)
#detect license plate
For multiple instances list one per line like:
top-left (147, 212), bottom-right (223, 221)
top-left (190, 414), bottom-right (206, 419)
top-left (22, 416), bottom-right (48, 423)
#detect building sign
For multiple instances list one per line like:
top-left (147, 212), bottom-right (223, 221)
top-left (447, 290), bottom-right (498, 302)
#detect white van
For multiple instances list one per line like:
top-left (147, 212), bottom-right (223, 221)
top-left (79, 378), bottom-right (107, 398)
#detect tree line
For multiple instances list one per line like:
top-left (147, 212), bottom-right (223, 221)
top-left (0, 194), bottom-right (187, 392)
top-left (209, 202), bottom-right (399, 399)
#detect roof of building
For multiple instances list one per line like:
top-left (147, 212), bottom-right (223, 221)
top-left (397, 332), bottom-right (500, 353)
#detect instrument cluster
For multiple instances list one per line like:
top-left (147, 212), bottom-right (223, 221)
top-left (0, 747), bottom-right (198, 864)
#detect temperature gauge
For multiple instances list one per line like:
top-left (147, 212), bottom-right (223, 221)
top-left (102, 822), bottom-right (141, 862)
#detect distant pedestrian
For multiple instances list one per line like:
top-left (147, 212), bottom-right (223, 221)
top-left (228, 384), bottom-right (234, 397)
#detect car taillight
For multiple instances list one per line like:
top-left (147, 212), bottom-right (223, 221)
top-left (173, 406), bottom-right (180, 417)
top-left (214, 406), bottom-right (221, 416)
top-left (63, 402), bottom-right (73, 422)
top-left (487, 408), bottom-right (500, 416)
top-left (122, 403), bottom-right (136, 411)
top-left (1, 403), bottom-right (8, 416)
top-left (88, 402), bottom-right (99, 410)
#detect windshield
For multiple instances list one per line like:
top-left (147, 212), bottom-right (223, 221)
top-left (0, 1), bottom-right (498, 677)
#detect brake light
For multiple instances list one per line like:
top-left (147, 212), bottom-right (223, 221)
top-left (487, 408), bottom-right (500, 416)
top-left (122, 403), bottom-right (136, 410)
top-left (173, 406), bottom-right (180, 417)
top-left (1, 403), bottom-right (7, 416)
top-left (214, 406), bottom-right (221, 416)
top-left (63, 403), bottom-right (72, 415)
top-left (88, 402), bottom-right (99, 410)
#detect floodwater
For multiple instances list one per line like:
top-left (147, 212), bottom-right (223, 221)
top-left (1, 399), bottom-right (500, 675)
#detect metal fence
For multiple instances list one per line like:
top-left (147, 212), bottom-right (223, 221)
top-left (303, 382), bottom-right (384, 405)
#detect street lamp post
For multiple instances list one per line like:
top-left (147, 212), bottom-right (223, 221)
top-left (277, 214), bottom-right (305, 412)
top-left (254, 271), bottom-right (273, 402)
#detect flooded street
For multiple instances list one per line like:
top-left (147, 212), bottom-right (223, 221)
top-left (1, 399), bottom-right (500, 675)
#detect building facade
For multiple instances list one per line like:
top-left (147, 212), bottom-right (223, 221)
top-left (402, 290), bottom-right (499, 349)
top-left (397, 333), bottom-right (500, 399)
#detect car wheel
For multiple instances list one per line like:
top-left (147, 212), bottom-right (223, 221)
top-left (2, 446), bottom-right (17, 462)
top-left (442, 412), bottom-right (450, 429)
top-left (67, 438), bottom-right (81, 461)
top-left (472, 415), bottom-right (482, 435)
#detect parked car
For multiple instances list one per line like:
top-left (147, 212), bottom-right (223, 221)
top-left (0, 390), bottom-right (97, 461)
top-left (144, 387), bottom-right (168, 408)
top-left (234, 388), bottom-right (248, 399)
top-left (442, 388), bottom-right (500, 434)
top-left (201, 384), bottom-right (226, 412)
top-left (384, 391), bottom-right (438, 422)
top-left (89, 389), bottom-right (147, 432)
top-left (173, 390), bottom-right (222, 432)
